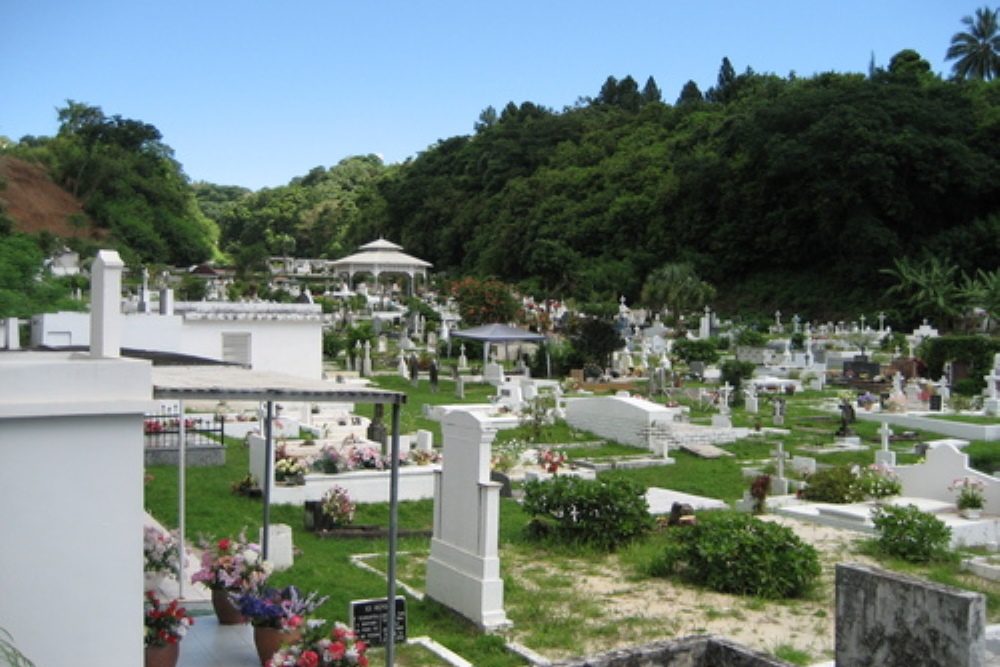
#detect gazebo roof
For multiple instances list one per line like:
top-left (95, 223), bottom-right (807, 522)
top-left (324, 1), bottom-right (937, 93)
top-left (328, 238), bottom-right (432, 273)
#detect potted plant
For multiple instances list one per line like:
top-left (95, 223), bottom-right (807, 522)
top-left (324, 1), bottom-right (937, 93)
top-left (144, 591), bottom-right (194, 667)
top-left (275, 457), bottom-right (308, 485)
top-left (856, 393), bottom-right (878, 411)
top-left (143, 525), bottom-right (182, 591)
top-left (236, 585), bottom-right (328, 665)
top-left (268, 620), bottom-right (369, 667)
top-left (950, 477), bottom-right (987, 519)
top-left (191, 530), bottom-right (273, 624)
top-left (319, 486), bottom-right (356, 531)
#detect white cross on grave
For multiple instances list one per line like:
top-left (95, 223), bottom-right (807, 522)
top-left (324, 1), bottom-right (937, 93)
top-left (718, 382), bottom-right (733, 415)
top-left (770, 441), bottom-right (787, 479)
top-left (875, 421), bottom-right (896, 466)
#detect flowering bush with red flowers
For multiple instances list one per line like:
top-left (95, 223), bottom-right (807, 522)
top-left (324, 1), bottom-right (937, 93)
top-left (268, 621), bottom-right (368, 667)
top-left (144, 591), bottom-right (194, 647)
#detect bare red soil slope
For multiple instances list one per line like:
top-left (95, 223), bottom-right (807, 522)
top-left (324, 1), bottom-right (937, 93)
top-left (0, 156), bottom-right (106, 240)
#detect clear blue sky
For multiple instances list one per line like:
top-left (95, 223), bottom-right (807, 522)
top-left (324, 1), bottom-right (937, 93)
top-left (1, 1), bottom-right (983, 190)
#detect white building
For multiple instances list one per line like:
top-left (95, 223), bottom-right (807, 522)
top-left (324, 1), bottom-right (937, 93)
top-left (31, 297), bottom-right (324, 380)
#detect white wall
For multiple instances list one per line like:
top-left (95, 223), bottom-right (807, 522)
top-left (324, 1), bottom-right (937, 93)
top-left (0, 352), bottom-right (152, 667)
top-left (565, 395), bottom-right (682, 450)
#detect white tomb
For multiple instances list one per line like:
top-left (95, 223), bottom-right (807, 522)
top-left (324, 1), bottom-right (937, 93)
top-left (424, 410), bottom-right (509, 629)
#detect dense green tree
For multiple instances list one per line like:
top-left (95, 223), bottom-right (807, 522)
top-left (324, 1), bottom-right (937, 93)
top-left (947, 6), bottom-right (1000, 81)
top-left (0, 234), bottom-right (86, 317)
top-left (676, 80), bottom-right (704, 105)
top-left (42, 101), bottom-right (217, 266)
top-left (449, 277), bottom-right (520, 326)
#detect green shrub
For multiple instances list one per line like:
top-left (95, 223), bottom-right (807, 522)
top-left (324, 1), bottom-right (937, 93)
top-left (650, 512), bottom-right (821, 599)
top-left (671, 338), bottom-right (720, 365)
top-left (521, 475), bottom-right (654, 551)
top-left (870, 504), bottom-right (952, 563)
top-left (799, 466), bottom-right (864, 504)
top-left (733, 327), bottom-right (766, 348)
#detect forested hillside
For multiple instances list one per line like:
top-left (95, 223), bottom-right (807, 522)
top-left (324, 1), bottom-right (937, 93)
top-left (3, 50), bottom-right (1000, 323)
top-left (354, 55), bottom-right (1000, 317)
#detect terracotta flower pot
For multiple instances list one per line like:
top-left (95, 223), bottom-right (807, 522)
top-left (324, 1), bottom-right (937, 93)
top-left (253, 626), bottom-right (301, 666)
top-left (211, 588), bottom-right (245, 625)
top-left (144, 641), bottom-right (180, 667)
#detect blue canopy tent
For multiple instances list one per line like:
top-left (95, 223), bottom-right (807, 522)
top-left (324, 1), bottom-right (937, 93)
top-left (449, 323), bottom-right (549, 376)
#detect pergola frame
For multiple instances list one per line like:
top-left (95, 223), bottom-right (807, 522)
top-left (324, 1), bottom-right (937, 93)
top-left (151, 366), bottom-right (407, 665)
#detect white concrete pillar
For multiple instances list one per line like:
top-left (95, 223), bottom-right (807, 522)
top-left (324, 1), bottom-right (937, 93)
top-left (90, 250), bottom-right (125, 359)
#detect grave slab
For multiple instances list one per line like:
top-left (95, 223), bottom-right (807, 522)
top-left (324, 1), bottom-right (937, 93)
top-left (645, 487), bottom-right (729, 514)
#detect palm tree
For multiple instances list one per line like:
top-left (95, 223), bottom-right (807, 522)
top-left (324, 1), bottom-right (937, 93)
top-left (881, 256), bottom-right (966, 330)
top-left (640, 262), bottom-right (716, 327)
top-left (946, 6), bottom-right (1000, 81)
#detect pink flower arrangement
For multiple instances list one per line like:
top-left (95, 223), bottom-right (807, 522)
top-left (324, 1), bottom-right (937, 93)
top-left (949, 477), bottom-right (987, 510)
top-left (268, 621), bottom-right (368, 667)
top-left (191, 530), bottom-right (272, 592)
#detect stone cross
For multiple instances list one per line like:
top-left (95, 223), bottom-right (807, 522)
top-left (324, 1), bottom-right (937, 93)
top-left (770, 441), bottom-right (786, 479)
top-left (876, 421), bottom-right (897, 467)
top-left (362, 340), bottom-right (372, 377)
top-left (878, 312), bottom-right (886, 332)
top-left (879, 421), bottom-right (893, 451)
top-left (986, 368), bottom-right (1000, 401)
top-left (792, 314), bottom-right (801, 333)
top-left (718, 382), bottom-right (733, 416)
top-left (859, 314), bottom-right (867, 331)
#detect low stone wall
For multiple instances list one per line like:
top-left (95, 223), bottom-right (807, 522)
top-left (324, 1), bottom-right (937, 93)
top-left (144, 444), bottom-right (225, 467)
top-left (549, 635), bottom-right (794, 667)
top-left (835, 562), bottom-right (986, 666)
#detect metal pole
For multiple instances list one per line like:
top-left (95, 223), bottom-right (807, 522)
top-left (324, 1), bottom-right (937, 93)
top-left (262, 400), bottom-right (274, 560)
top-left (177, 401), bottom-right (186, 599)
top-left (385, 403), bottom-right (401, 666)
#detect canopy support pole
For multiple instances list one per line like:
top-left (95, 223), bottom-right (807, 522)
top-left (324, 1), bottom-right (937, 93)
top-left (385, 403), bottom-right (402, 666)
top-left (262, 400), bottom-right (274, 559)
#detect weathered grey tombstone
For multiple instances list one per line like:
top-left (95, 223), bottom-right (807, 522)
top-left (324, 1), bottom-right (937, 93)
top-left (409, 352), bottom-right (420, 387)
top-left (836, 563), bottom-right (986, 667)
top-left (745, 382), bottom-right (759, 414)
top-left (429, 358), bottom-right (439, 393)
top-left (769, 441), bottom-right (789, 495)
top-left (772, 397), bottom-right (785, 426)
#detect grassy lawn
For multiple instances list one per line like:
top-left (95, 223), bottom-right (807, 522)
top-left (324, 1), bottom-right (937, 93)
top-left (145, 374), bottom-right (997, 666)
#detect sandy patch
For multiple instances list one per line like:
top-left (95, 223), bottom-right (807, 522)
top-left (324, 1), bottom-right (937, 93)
top-left (502, 515), bottom-right (879, 664)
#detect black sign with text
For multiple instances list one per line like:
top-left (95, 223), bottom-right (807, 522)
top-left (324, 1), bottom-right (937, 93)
top-left (349, 596), bottom-right (406, 646)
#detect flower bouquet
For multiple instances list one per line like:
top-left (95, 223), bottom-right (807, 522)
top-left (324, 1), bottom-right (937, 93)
top-left (191, 530), bottom-right (272, 592)
top-left (537, 448), bottom-right (567, 474)
top-left (950, 477), bottom-right (986, 511)
top-left (268, 621), bottom-right (369, 667)
top-left (276, 457), bottom-right (309, 484)
top-left (856, 392), bottom-right (878, 410)
top-left (144, 591), bottom-right (194, 648)
top-left (237, 585), bottom-right (329, 630)
top-left (144, 525), bottom-right (182, 575)
top-left (320, 486), bottom-right (356, 528)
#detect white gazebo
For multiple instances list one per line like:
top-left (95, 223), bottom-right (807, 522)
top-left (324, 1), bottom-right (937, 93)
top-left (326, 238), bottom-right (432, 296)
